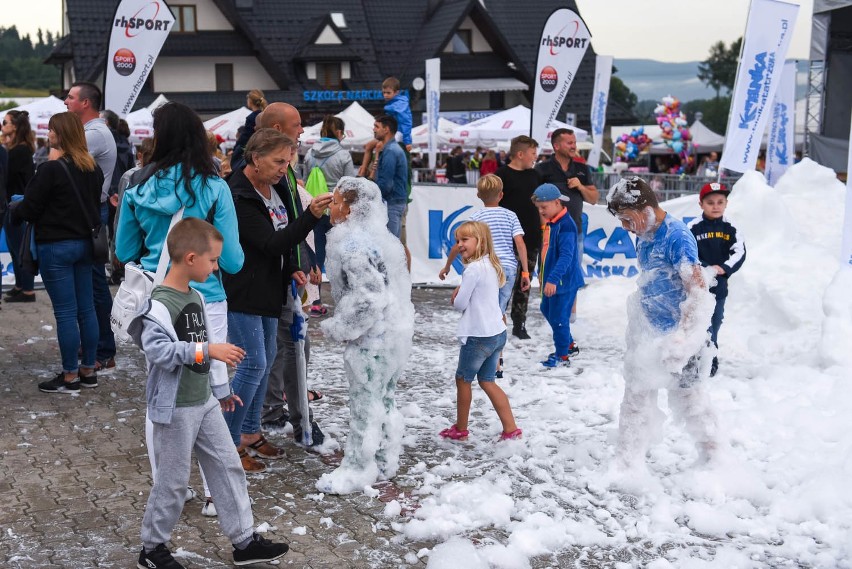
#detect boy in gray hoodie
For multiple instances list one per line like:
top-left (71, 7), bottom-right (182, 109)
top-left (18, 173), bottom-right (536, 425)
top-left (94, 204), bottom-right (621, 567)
top-left (129, 218), bottom-right (289, 568)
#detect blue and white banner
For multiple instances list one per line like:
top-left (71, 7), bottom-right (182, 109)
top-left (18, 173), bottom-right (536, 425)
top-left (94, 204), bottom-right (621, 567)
top-left (765, 61), bottom-right (796, 186)
top-left (425, 58), bottom-right (441, 170)
top-left (407, 185), bottom-right (701, 285)
top-left (720, 0), bottom-right (799, 174)
top-left (105, 0), bottom-right (175, 117)
top-left (530, 8), bottom-right (591, 144)
top-left (587, 55), bottom-right (612, 168)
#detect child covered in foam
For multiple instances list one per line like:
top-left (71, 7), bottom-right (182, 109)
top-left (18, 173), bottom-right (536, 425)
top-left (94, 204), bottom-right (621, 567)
top-left (606, 176), bottom-right (719, 468)
top-left (316, 177), bottom-right (415, 494)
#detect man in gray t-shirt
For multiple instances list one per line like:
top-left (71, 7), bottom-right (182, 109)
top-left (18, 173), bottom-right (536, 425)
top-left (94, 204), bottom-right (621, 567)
top-left (65, 83), bottom-right (116, 204)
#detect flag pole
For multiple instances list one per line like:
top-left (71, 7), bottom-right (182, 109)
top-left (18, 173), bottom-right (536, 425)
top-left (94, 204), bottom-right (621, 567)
top-left (719, 0), bottom-right (753, 183)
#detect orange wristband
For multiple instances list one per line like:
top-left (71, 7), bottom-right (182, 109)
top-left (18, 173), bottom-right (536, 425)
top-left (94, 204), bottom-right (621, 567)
top-left (521, 272), bottom-right (530, 277)
top-left (195, 343), bottom-right (203, 365)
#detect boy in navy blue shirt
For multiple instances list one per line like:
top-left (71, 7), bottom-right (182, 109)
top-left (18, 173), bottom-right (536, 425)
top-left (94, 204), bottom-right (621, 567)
top-left (688, 183), bottom-right (746, 376)
top-left (531, 184), bottom-right (585, 368)
top-left (607, 177), bottom-right (718, 468)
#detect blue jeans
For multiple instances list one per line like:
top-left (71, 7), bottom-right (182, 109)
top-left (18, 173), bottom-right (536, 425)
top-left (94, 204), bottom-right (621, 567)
top-left (541, 288), bottom-right (578, 357)
top-left (498, 264), bottom-right (517, 314)
top-left (3, 209), bottom-right (35, 292)
top-left (709, 294), bottom-right (726, 347)
top-left (93, 202), bottom-right (116, 362)
top-left (37, 239), bottom-right (98, 373)
top-left (224, 312), bottom-right (278, 445)
top-left (386, 202), bottom-right (406, 238)
top-left (455, 330), bottom-right (507, 383)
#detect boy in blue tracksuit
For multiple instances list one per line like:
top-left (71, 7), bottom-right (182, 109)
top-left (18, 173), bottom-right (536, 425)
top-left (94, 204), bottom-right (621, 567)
top-left (381, 77), bottom-right (412, 150)
top-left (687, 182), bottom-right (746, 376)
top-left (531, 184), bottom-right (585, 368)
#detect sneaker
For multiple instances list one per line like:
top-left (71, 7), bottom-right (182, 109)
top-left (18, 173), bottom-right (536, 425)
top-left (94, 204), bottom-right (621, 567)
top-left (499, 428), bottom-right (523, 441)
top-left (233, 533), bottom-right (289, 566)
top-left (94, 358), bottom-right (116, 373)
top-left (710, 356), bottom-right (719, 377)
top-left (6, 292), bottom-right (36, 303)
top-left (261, 411), bottom-right (290, 430)
top-left (541, 354), bottom-right (570, 368)
top-left (137, 544), bottom-right (185, 569)
top-left (293, 421), bottom-right (325, 447)
top-left (184, 487), bottom-right (198, 503)
top-left (496, 357), bottom-right (504, 379)
top-left (38, 373), bottom-right (80, 394)
top-left (238, 448), bottom-right (267, 474)
top-left (439, 424), bottom-right (469, 441)
top-left (3, 288), bottom-right (23, 300)
top-left (309, 304), bottom-right (328, 317)
top-left (512, 325), bottom-right (531, 340)
top-left (567, 342), bottom-right (580, 357)
top-left (79, 371), bottom-right (98, 388)
top-left (201, 498), bottom-right (217, 517)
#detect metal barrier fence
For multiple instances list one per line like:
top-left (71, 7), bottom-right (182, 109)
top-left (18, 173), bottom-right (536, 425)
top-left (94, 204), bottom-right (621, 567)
top-left (412, 168), bottom-right (742, 203)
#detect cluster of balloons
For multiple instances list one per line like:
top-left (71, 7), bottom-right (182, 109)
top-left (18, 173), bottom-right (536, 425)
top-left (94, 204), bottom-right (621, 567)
top-left (614, 127), bottom-right (652, 162)
top-left (655, 95), bottom-right (691, 156)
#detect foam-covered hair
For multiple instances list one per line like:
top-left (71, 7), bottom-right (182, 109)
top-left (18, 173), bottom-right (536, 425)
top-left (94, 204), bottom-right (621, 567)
top-left (334, 176), bottom-right (388, 228)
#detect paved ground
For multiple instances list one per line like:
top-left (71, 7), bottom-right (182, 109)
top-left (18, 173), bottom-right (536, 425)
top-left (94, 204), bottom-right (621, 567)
top-left (0, 286), bottom-right (447, 569)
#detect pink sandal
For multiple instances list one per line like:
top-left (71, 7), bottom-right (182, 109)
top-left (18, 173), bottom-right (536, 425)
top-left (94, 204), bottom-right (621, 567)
top-left (439, 425), bottom-right (469, 441)
top-left (499, 428), bottom-right (523, 441)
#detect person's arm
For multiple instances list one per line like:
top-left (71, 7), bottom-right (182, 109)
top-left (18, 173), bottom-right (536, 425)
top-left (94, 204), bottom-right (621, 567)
top-left (721, 225), bottom-right (746, 276)
top-left (210, 180), bottom-right (245, 275)
top-left (567, 164), bottom-right (599, 204)
top-left (374, 148), bottom-right (393, 200)
top-left (513, 235), bottom-right (531, 291)
top-left (439, 244), bottom-right (461, 280)
top-left (400, 110), bottom-right (413, 146)
top-left (11, 164), bottom-right (50, 223)
top-left (115, 191), bottom-right (145, 263)
top-left (234, 197), bottom-right (320, 260)
top-left (452, 262), bottom-right (481, 311)
top-left (321, 251), bottom-right (390, 342)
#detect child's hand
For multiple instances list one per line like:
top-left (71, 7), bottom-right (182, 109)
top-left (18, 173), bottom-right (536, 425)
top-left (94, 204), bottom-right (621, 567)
top-left (309, 265), bottom-right (322, 285)
top-left (450, 286), bottom-right (460, 305)
top-left (439, 266), bottom-right (450, 280)
top-left (520, 275), bottom-right (531, 292)
top-left (543, 283), bottom-right (557, 297)
top-left (208, 343), bottom-right (245, 367)
top-left (218, 394), bottom-right (243, 413)
top-left (291, 271), bottom-right (308, 287)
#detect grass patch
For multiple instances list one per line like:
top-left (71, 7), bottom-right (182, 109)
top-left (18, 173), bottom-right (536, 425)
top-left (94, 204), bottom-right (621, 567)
top-left (0, 88), bottom-right (51, 98)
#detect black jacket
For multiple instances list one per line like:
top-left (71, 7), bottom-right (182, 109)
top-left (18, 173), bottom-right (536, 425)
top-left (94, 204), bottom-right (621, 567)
top-left (223, 167), bottom-right (319, 317)
top-left (12, 158), bottom-right (103, 243)
top-left (535, 156), bottom-right (593, 233)
top-left (687, 214), bottom-right (746, 298)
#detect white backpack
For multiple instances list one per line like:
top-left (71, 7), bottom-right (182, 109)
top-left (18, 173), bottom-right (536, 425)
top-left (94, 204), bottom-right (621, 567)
top-left (110, 208), bottom-right (184, 343)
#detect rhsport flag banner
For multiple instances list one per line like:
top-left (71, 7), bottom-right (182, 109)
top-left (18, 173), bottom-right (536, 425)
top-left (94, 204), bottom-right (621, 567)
top-left (720, 0), bottom-right (799, 174)
top-left (425, 58), bottom-right (441, 170)
top-left (104, 0), bottom-right (175, 117)
top-left (530, 8), bottom-right (591, 144)
top-left (587, 54), bottom-right (612, 168)
top-left (765, 61), bottom-right (797, 186)
top-left (842, 113), bottom-right (852, 269)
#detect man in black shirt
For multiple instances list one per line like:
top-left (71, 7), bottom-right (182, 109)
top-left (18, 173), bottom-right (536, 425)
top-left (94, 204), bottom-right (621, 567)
top-left (445, 145), bottom-right (467, 184)
top-left (535, 128), bottom-right (598, 324)
top-left (496, 136), bottom-right (542, 339)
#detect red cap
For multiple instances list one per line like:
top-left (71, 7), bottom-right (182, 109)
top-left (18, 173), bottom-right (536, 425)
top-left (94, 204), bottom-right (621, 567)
top-left (699, 182), bottom-right (729, 200)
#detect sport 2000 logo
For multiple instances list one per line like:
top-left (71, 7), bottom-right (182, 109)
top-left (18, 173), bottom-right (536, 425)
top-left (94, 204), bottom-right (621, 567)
top-left (113, 48), bottom-right (136, 76)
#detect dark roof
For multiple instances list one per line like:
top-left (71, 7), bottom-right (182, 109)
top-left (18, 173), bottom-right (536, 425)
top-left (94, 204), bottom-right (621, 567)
top-left (51, 0), bottom-right (636, 125)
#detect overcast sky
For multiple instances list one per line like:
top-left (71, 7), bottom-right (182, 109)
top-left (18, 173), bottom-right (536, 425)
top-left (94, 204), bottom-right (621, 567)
top-left (7, 0), bottom-right (813, 63)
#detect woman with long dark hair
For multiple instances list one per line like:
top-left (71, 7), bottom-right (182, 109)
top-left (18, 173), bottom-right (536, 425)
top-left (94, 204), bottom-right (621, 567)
top-left (11, 112), bottom-right (102, 392)
top-left (115, 101), bottom-right (244, 516)
top-left (2, 109), bottom-right (37, 302)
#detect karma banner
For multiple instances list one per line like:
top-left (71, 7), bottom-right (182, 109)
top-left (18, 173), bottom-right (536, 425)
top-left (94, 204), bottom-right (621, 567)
top-left (720, 0), bottom-right (799, 174)
top-left (530, 8), bottom-right (591, 145)
top-left (587, 54), bottom-right (612, 168)
top-left (104, 0), bottom-right (175, 117)
top-left (765, 61), bottom-right (797, 186)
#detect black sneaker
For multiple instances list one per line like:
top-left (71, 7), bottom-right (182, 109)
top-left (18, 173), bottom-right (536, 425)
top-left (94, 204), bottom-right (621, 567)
top-left (512, 325), bottom-right (531, 340)
top-left (6, 292), bottom-right (36, 303)
top-left (567, 342), bottom-right (580, 357)
top-left (261, 409), bottom-right (290, 429)
top-left (233, 533), bottom-right (289, 566)
top-left (293, 421), bottom-right (325, 447)
top-left (79, 371), bottom-right (99, 388)
top-left (39, 373), bottom-right (80, 394)
top-left (137, 544), bottom-right (185, 569)
top-left (710, 356), bottom-right (719, 377)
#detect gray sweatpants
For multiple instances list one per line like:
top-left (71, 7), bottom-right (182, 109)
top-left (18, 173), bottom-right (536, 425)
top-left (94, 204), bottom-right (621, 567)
top-left (142, 396), bottom-right (254, 550)
top-left (262, 302), bottom-right (313, 430)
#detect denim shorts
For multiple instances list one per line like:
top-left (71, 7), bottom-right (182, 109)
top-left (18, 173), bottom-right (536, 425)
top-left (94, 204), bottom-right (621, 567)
top-left (498, 265), bottom-right (517, 315)
top-left (455, 330), bottom-right (507, 383)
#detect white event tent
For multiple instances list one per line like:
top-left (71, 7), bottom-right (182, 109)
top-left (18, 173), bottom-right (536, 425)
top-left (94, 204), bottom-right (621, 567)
top-left (301, 101), bottom-right (376, 151)
top-left (411, 117), bottom-right (464, 150)
top-left (3, 96), bottom-right (67, 137)
top-left (203, 106), bottom-right (252, 145)
top-left (125, 107), bottom-right (154, 145)
top-left (451, 105), bottom-right (588, 150)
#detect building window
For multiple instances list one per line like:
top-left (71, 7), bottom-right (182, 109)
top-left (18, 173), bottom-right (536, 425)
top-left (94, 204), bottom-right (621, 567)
top-left (444, 30), bottom-right (472, 54)
top-left (316, 62), bottom-right (342, 89)
top-left (172, 5), bottom-right (197, 33)
top-left (215, 64), bottom-right (233, 91)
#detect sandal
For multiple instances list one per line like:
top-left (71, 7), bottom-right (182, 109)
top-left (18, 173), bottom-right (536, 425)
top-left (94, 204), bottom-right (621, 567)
top-left (439, 425), bottom-right (469, 441)
top-left (246, 436), bottom-right (286, 459)
top-left (282, 390), bottom-right (323, 403)
top-left (309, 305), bottom-right (328, 317)
top-left (499, 428), bottom-right (523, 441)
top-left (238, 448), bottom-right (267, 473)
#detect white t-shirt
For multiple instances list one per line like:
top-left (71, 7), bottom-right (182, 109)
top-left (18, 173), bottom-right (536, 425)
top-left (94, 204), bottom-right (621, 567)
top-left (257, 188), bottom-right (289, 268)
top-left (453, 258), bottom-right (506, 344)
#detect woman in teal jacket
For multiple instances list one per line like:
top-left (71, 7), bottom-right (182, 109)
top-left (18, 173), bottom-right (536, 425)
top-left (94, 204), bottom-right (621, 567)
top-left (115, 102), bottom-right (244, 517)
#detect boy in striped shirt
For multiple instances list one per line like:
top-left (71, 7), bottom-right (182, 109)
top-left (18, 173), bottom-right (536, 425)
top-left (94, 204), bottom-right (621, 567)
top-left (439, 174), bottom-right (531, 376)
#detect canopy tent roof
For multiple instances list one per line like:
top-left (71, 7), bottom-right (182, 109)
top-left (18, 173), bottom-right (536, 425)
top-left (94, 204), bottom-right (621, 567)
top-left (689, 120), bottom-right (725, 152)
top-left (147, 94), bottom-right (169, 112)
top-left (4, 96), bottom-right (68, 137)
top-left (301, 101), bottom-right (377, 151)
top-left (203, 106), bottom-right (252, 144)
top-left (450, 105), bottom-right (588, 150)
top-left (125, 108), bottom-right (154, 145)
top-left (412, 117), bottom-right (464, 150)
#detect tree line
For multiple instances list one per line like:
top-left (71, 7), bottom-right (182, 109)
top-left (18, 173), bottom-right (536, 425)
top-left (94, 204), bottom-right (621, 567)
top-left (0, 26), bottom-right (61, 92)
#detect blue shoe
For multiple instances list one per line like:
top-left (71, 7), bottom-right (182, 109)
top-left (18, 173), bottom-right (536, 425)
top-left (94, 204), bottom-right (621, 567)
top-left (541, 354), bottom-right (570, 368)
